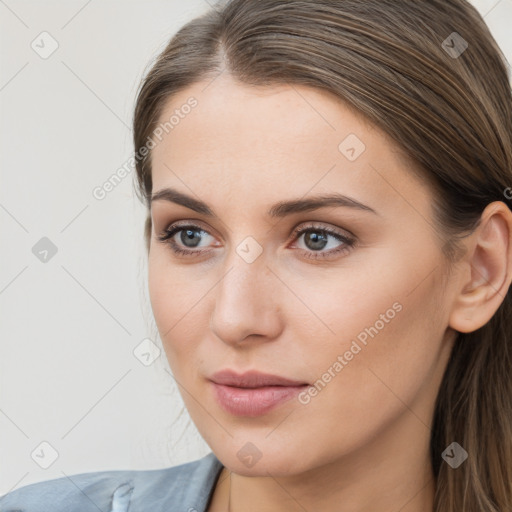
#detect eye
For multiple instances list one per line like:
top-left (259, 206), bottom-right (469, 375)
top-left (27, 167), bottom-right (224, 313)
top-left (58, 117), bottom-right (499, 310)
top-left (156, 222), bottom-right (217, 258)
top-left (156, 221), bottom-right (356, 260)
top-left (289, 223), bottom-right (355, 260)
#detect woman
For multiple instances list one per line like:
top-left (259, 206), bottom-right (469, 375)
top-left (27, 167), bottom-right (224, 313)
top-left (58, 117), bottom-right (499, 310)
top-left (2, 0), bottom-right (511, 511)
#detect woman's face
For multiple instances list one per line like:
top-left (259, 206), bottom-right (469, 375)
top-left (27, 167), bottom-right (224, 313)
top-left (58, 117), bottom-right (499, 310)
top-left (148, 75), bottom-right (458, 477)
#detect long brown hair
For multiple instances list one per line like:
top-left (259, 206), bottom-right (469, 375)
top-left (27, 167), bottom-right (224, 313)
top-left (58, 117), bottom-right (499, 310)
top-left (132, 1), bottom-right (512, 509)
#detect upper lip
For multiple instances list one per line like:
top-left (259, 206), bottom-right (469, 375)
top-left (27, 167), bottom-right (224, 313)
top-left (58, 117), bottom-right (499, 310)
top-left (209, 369), bottom-right (309, 388)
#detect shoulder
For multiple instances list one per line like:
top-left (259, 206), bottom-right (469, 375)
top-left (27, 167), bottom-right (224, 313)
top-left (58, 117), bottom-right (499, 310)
top-left (0, 452), bottom-right (223, 512)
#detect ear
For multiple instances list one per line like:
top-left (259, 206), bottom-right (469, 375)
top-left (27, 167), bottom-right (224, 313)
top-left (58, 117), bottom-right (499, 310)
top-left (449, 201), bottom-right (512, 333)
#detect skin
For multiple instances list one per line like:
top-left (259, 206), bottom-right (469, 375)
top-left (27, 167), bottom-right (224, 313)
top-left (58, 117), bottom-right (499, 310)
top-left (147, 74), bottom-right (512, 512)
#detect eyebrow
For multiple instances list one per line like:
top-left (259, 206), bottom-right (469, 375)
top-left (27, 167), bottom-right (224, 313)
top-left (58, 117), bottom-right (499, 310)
top-left (150, 187), bottom-right (378, 217)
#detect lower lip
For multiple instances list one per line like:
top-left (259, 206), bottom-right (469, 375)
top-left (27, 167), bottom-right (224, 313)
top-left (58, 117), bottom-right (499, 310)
top-left (210, 382), bottom-right (308, 417)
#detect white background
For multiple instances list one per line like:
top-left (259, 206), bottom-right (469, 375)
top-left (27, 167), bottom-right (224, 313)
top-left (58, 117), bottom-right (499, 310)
top-left (1, 0), bottom-right (511, 495)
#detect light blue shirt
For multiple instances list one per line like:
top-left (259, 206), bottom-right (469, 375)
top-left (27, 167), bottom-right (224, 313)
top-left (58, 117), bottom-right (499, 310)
top-left (0, 452), bottom-right (223, 512)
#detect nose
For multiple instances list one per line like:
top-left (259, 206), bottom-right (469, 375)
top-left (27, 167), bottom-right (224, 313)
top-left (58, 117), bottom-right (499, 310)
top-left (209, 251), bottom-right (284, 346)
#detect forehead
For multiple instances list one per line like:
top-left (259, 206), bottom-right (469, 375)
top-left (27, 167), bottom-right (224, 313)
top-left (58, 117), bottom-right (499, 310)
top-left (152, 75), bottom-right (374, 159)
top-left (149, 75), bottom-right (432, 218)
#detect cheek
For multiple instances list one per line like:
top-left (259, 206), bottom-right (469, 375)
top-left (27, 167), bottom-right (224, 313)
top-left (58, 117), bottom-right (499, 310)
top-left (246, 257), bottom-right (445, 471)
top-left (147, 249), bottom-right (215, 365)
top-left (290, 250), bottom-right (446, 419)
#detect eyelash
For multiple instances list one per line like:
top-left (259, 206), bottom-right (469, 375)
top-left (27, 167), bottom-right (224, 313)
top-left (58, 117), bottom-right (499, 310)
top-left (156, 222), bottom-right (356, 261)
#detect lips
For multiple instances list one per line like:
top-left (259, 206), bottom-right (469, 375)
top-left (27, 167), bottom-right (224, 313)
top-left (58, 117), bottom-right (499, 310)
top-left (208, 369), bottom-right (309, 417)
top-left (209, 369), bottom-right (309, 388)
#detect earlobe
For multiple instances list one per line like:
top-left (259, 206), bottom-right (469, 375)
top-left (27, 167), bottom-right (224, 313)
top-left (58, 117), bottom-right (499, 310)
top-left (449, 201), bottom-right (512, 334)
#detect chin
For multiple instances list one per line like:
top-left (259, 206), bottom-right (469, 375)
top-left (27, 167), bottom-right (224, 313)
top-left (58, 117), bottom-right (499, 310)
top-left (210, 437), bottom-right (316, 477)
